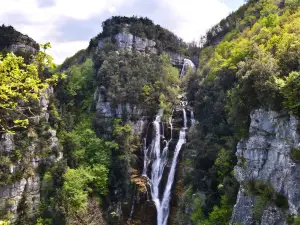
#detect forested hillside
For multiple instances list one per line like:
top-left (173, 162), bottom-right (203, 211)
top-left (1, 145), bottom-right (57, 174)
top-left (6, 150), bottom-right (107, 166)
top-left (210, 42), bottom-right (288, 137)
top-left (38, 17), bottom-right (188, 225)
top-left (179, 0), bottom-right (300, 224)
top-left (1, 0), bottom-right (300, 225)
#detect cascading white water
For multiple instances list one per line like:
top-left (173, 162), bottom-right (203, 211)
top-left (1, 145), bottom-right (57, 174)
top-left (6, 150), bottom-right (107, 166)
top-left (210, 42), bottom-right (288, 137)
top-left (191, 110), bottom-right (195, 126)
top-left (127, 196), bottom-right (135, 224)
top-left (143, 109), bottom-right (187, 225)
top-left (160, 128), bottom-right (186, 225)
top-left (142, 138), bottom-right (148, 176)
top-left (180, 58), bottom-right (196, 76)
top-left (183, 108), bottom-right (187, 128)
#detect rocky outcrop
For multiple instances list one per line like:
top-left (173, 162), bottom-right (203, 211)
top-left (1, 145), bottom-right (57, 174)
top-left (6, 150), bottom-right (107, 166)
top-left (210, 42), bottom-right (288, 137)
top-left (98, 32), bottom-right (157, 54)
top-left (0, 87), bottom-right (62, 223)
top-left (10, 44), bottom-right (37, 54)
top-left (98, 32), bottom-right (189, 67)
top-left (94, 87), bottom-right (144, 120)
top-left (231, 109), bottom-right (300, 225)
top-left (0, 25), bottom-right (39, 52)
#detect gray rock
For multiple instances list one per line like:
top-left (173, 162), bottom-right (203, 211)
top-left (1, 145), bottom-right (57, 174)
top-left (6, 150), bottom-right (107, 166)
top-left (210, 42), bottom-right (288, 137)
top-left (261, 206), bottom-right (286, 225)
top-left (164, 51), bottom-right (185, 66)
top-left (115, 32), bottom-right (134, 50)
top-left (129, 119), bottom-right (147, 136)
top-left (231, 109), bottom-right (300, 225)
top-left (0, 133), bottom-right (14, 153)
top-left (97, 32), bottom-right (192, 66)
top-left (134, 36), bottom-right (157, 53)
top-left (231, 189), bottom-right (255, 225)
top-left (10, 44), bottom-right (37, 54)
top-left (0, 85), bottom-right (61, 222)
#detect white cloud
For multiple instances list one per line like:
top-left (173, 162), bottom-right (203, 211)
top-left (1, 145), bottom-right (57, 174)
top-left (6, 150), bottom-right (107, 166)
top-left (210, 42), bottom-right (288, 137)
top-left (0, 0), bottom-right (129, 63)
top-left (53, 0), bottom-right (126, 20)
top-left (109, 6), bottom-right (117, 14)
top-left (48, 41), bottom-right (88, 64)
top-left (148, 0), bottom-right (230, 42)
top-left (0, 0), bottom-right (240, 63)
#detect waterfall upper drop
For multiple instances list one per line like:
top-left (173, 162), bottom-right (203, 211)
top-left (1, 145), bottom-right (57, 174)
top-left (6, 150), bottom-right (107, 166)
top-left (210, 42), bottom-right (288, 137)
top-left (142, 108), bottom-right (189, 225)
top-left (180, 58), bottom-right (196, 76)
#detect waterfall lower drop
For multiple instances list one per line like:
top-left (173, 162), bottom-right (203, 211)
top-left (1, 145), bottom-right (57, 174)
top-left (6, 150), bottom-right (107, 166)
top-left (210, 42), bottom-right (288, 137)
top-left (143, 109), bottom-right (187, 225)
top-left (190, 111), bottom-right (195, 126)
top-left (127, 195), bottom-right (135, 224)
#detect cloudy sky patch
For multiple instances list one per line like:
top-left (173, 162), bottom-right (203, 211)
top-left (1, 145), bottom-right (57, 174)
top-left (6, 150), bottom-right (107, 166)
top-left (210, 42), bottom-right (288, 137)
top-left (0, 0), bottom-right (244, 63)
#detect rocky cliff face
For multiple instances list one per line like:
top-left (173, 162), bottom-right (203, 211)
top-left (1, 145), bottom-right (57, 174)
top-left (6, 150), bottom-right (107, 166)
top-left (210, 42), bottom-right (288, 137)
top-left (0, 87), bottom-right (62, 222)
top-left (98, 32), bottom-right (187, 67)
top-left (0, 25), bottom-right (39, 53)
top-left (231, 109), bottom-right (300, 225)
top-left (0, 25), bottom-right (63, 223)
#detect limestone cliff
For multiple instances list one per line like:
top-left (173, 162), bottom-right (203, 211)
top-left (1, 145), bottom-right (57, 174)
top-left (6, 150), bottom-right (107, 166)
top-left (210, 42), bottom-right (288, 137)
top-left (231, 109), bottom-right (300, 224)
top-left (0, 87), bottom-right (62, 223)
top-left (0, 25), bottom-right (39, 53)
top-left (0, 26), bottom-right (62, 223)
top-left (97, 32), bottom-right (190, 67)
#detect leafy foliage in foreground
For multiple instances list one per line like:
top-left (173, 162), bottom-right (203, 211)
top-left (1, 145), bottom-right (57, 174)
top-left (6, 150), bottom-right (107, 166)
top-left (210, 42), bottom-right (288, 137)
top-left (0, 43), bottom-right (64, 133)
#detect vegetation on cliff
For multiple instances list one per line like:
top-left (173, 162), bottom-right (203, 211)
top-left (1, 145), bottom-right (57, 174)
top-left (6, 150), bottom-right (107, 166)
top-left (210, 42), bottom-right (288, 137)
top-left (0, 43), bottom-right (62, 133)
top-left (181, 0), bottom-right (300, 224)
top-left (2, 0), bottom-right (300, 223)
top-left (38, 18), bottom-right (183, 223)
top-left (88, 16), bottom-right (199, 56)
top-left (0, 25), bottom-right (39, 50)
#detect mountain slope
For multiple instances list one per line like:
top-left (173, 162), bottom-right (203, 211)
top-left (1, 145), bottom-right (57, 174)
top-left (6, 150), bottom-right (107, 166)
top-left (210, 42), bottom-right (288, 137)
top-left (179, 0), bottom-right (300, 224)
top-left (1, 1), bottom-right (300, 224)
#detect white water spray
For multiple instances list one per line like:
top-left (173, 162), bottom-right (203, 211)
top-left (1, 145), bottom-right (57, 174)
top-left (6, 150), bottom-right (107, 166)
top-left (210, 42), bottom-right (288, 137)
top-left (191, 110), bottom-right (195, 126)
top-left (143, 109), bottom-right (187, 225)
top-left (160, 128), bottom-right (186, 225)
top-left (183, 108), bottom-right (187, 129)
top-left (180, 59), bottom-right (196, 76)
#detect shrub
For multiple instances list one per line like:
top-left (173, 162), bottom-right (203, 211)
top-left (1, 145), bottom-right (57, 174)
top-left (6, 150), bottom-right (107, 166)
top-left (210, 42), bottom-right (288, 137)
top-left (276, 72), bottom-right (300, 117)
top-left (246, 180), bottom-right (288, 209)
top-left (253, 197), bottom-right (267, 223)
top-left (291, 147), bottom-right (300, 162)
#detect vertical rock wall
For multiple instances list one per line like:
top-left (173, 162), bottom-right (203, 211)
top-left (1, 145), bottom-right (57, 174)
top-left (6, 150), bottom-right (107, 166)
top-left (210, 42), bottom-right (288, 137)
top-left (0, 88), bottom-right (62, 223)
top-left (231, 109), bottom-right (300, 225)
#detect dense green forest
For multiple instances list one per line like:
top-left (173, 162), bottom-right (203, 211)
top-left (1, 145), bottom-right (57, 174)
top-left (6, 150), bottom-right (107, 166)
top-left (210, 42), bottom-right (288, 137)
top-left (1, 0), bottom-right (300, 224)
top-left (178, 0), bottom-right (300, 224)
top-left (37, 37), bottom-right (182, 224)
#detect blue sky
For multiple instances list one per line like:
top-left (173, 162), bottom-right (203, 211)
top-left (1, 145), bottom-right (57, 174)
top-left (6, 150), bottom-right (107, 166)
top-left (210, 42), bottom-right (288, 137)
top-left (0, 0), bottom-right (245, 63)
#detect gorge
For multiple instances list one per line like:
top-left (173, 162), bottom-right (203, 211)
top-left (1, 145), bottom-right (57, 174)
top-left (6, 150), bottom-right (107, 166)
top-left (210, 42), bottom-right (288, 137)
top-left (1, 0), bottom-right (300, 224)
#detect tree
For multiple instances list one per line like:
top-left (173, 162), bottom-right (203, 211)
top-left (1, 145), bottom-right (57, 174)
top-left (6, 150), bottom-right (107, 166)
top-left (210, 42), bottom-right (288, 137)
top-left (276, 71), bottom-right (300, 117)
top-left (0, 43), bottom-right (64, 133)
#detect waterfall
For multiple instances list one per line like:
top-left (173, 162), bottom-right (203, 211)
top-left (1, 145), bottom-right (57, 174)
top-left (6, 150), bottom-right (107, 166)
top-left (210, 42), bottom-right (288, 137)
top-left (160, 128), bottom-right (186, 225)
top-left (183, 109), bottom-right (187, 128)
top-left (127, 196), bottom-right (135, 224)
top-left (180, 58), bottom-right (196, 76)
top-left (169, 117), bottom-right (173, 139)
top-left (191, 110), bottom-right (195, 126)
top-left (143, 108), bottom-right (187, 225)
